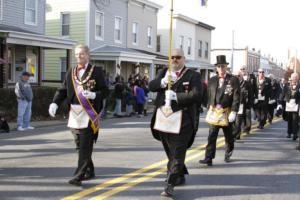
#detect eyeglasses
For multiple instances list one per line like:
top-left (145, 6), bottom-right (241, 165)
top-left (171, 56), bottom-right (182, 60)
top-left (240, 68), bottom-right (246, 71)
top-left (258, 71), bottom-right (264, 73)
top-left (217, 65), bottom-right (227, 68)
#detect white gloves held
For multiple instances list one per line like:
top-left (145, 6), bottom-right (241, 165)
top-left (165, 90), bottom-right (177, 101)
top-left (228, 111), bottom-right (237, 123)
top-left (82, 90), bottom-right (96, 99)
top-left (254, 99), bottom-right (258, 104)
top-left (161, 71), bottom-right (177, 88)
top-left (268, 99), bottom-right (276, 104)
top-left (49, 103), bottom-right (58, 117)
top-left (276, 104), bottom-right (282, 110)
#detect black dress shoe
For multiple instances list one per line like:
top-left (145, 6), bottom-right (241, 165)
top-left (68, 178), bottom-right (82, 186)
top-left (82, 173), bottom-right (95, 181)
top-left (161, 184), bottom-right (174, 197)
top-left (199, 158), bottom-right (213, 166)
top-left (295, 145), bottom-right (300, 151)
top-left (173, 176), bottom-right (185, 186)
top-left (224, 151), bottom-right (233, 163)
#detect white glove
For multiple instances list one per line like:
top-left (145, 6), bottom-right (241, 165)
top-left (49, 103), bottom-right (58, 117)
top-left (82, 90), bottom-right (96, 99)
top-left (268, 99), bottom-right (276, 104)
top-left (254, 99), bottom-right (258, 104)
top-left (276, 104), bottom-right (282, 110)
top-left (161, 71), bottom-right (177, 88)
top-left (228, 111), bottom-right (237, 123)
top-left (165, 90), bottom-right (177, 101)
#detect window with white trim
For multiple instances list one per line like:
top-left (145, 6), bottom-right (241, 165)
top-left (25, 0), bottom-right (37, 25)
top-left (156, 35), bottom-right (161, 52)
top-left (205, 42), bottom-right (209, 58)
top-left (198, 40), bottom-right (202, 57)
top-left (147, 26), bottom-right (153, 47)
top-left (61, 13), bottom-right (70, 36)
top-left (179, 36), bottom-right (184, 50)
top-left (60, 57), bottom-right (67, 81)
top-left (187, 38), bottom-right (192, 55)
top-left (114, 17), bottom-right (122, 43)
top-left (95, 11), bottom-right (104, 40)
top-left (132, 22), bottom-right (138, 44)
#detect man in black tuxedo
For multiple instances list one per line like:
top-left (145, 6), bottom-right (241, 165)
top-left (253, 68), bottom-right (271, 129)
top-left (199, 55), bottom-right (240, 166)
top-left (239, 66), bottom-right (256, 134)
top-left (278, 73), bottom-right (300, 142)
top-left (48, 44), bottom-right (108, 186)
top-left (267, 74), bottom-right (280, 124)
top-left (149, 48), bottom-right (202, 197)
top-left (232, 70), bottom-right (253, 140)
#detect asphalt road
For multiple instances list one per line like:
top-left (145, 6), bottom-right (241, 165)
top-left (0, 115), bottom-right (299, 200)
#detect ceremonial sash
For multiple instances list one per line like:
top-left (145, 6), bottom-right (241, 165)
top-left (71, 67), bottom-right (100, 134)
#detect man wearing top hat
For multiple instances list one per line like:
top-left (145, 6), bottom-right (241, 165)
top-left (253, 68), bottom-right (271, 129)
top-left (199, 55), bottom-right (240, 166)
top-left (149, 48), bottom-right (203, 197)
top-left (48, 44), bottom-right (108, 186)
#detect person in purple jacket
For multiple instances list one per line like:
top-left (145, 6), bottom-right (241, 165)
top-left (134, 80), bottom-right (146, 117)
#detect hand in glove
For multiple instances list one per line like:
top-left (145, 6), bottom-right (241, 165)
top-left (254, 99), bottom-right (258, 104)
top-left (161, 71), bottom-right (177, 88)
top-left (49, 103), bottom-right (58, 117)
top-left (276, 104), bottom-right (282, 110)
top-left (82, 90), bottom-right (96, 99)
top-left (228, 111), bottom-right (237, 123)
top-left (268, 99), bottom-right (276, 104)
top-left (165, 90), bottom-right (177, 101)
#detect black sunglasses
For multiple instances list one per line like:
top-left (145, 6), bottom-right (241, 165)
top-left (258, 71), bottom-right (264, 73)
top-left (171, 56), bottom-right (182, 60)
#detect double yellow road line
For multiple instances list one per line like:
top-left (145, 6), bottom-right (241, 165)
top-left (62, 118), bottom-right (281, 200)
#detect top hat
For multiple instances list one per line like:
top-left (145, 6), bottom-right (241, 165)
top-left (215, 55), bottom-right (229, 66)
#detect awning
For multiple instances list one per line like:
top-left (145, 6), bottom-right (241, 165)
top-left (90, 45), bottom-right (157, 64)
top-left (185, 59), bottom-right (214, 70)
top-left (0, 29), bottom-right (76, 49)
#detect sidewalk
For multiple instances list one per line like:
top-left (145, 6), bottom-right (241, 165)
top-left (3, 109), bottom-right (155, 133)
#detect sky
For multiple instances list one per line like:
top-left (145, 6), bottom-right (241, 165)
top-left (151, 0), bottom-right (300, 64)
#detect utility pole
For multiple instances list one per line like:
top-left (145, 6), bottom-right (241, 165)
top-left (231, 30), bottom-right (234, 71)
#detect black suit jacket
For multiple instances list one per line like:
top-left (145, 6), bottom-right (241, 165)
top-left (240, 79), bottom-right (253, 110)
top-left (255, 77), bottom-right (271, 104)
top-left (52, 64), bottom-right (108, 113)
top-left (207, 74), bottom-right (240, 112)
top-left (149, 67), bottom-right (203, 148)
top-left (281, 83), bottom-right (300, 104)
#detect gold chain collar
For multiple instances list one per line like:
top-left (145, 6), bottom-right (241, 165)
top-left (73, 65), bottom-right (95, 85)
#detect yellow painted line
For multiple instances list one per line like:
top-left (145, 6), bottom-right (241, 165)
top-left (90, 118), bottom-right (282, 200)
top-left (62, 118), bottom-right (282, 200)
top-left (91, 141), bottom-right (225, 200)
top-left (62, 143), bottom-right (215, 200)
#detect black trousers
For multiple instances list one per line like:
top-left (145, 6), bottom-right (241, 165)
top-left (71, 126), bottom-right (94, 180)
top-left (255, 101), bottom-right (267, 127)
top-left (205, 124), bottom-right (234, 159)
top-left (160, 115), bottom-right (193, 185)
top-left (243, 109), bottom-right (252, 132)
top-left (267, 104), bottom-right (276, 122)
top-left (233, 115), bottom-right (244, 139)
top-left (137, 103), bottom-right (144, 115)
top-left (287, 112), bottom-right (298, 137)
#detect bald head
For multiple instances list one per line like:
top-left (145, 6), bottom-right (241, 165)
top-left (171, 48), bottom-right (185, 71)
